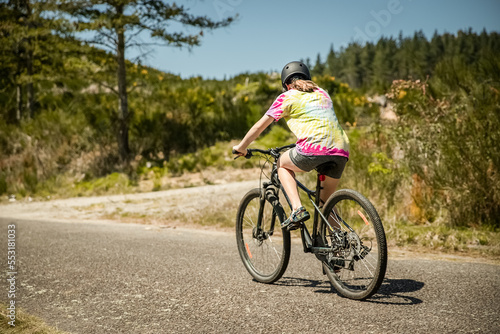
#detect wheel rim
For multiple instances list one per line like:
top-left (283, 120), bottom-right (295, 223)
top-left (323, 197), bottom-right (382, 295)
top-left (240, 194), bottom-right (285, 278)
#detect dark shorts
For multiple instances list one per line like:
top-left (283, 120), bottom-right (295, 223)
top-left (289, 148), bottom-right (348, 179)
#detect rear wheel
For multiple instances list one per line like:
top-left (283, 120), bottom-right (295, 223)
top-left (236, 188), bottom-right (290, 283)
top-left (320, 189), bottom-right (387, 300)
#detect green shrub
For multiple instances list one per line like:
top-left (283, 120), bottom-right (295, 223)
top-left (389, 54), bottom-right (500, 228)
top-left (73, 172), bottom-right (131, 196)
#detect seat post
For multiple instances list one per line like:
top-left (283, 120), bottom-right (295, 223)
top-left (311, 173), bottom-right (326, 241)
top-left (316, 173), bottom-right (325, 208)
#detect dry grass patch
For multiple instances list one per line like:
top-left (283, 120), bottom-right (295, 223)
top-left (0, 303), bottom-right (69, 334)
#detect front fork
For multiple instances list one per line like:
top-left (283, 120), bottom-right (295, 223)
top-left (252, 182), bottom-right (286, 241)
top-left (261, 183), bottom-right (287, 238)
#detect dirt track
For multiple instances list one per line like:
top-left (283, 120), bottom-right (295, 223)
top-left (0, 180), bottom-right (261, 227)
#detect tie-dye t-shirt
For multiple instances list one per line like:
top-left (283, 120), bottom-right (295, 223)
top-left (265, 88), bottom-right (349, 158)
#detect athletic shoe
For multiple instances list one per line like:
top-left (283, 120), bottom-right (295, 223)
top-left (281, 206), bottom-right (310, 231)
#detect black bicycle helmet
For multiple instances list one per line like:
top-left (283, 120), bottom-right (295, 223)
top-left (281, 61), bottom-right (311, 90)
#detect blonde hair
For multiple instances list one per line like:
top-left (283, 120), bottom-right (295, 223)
top-left (288, 78), bottom-right (319, 93)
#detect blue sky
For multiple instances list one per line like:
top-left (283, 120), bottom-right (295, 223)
top-left (128, 0), bottom-right (500, 79)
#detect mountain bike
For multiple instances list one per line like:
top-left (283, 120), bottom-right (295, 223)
top-left (233, 144), bottom-right (387, 300)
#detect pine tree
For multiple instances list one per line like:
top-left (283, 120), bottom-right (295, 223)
top-left (59, 0), bottom-right (235, 162)
top-left (0, 0), bottom-right (66, 122)
top-left (429, 30), bottom-right (445, 71)
top-left (371, 37), bottom-right (396, 91)
top-left (312, 53), bottom-right (326, 76)
top-left (341, 42), bottom-right (362, 88)
top-left (325, 43), bottom-right (337, 76)
top-left (359, 42), bottom-right (375, 90)
top-left (410, 30), bottom-right (430, 78)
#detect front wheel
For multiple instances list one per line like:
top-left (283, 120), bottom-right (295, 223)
top-left (236, 188), bottom-right (290, 283)
top-left (320, 189), bottom-right (387, 300)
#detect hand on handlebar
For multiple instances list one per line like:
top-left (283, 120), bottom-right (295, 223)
top-left (232, 146), bottom-right (252, 159)
top-left (232, 145), bottom-right (247, 156)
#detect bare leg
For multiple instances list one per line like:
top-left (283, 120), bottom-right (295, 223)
top-left (321, 176), bottom-right (341, 230)
top-left (320, 176), bottom-right (341, 204)
top-left (277, 150), bottom-right (305, 211)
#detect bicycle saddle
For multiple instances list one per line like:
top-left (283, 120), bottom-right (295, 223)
top-left (315, 161), bottom-right (337, 175)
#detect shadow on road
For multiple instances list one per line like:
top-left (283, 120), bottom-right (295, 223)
top-left (367, 278), bottom-right (424, 305)
top-left (274, 277), bottom-right (332, 291)
top-left (274, 277), bottom-right (424, 305)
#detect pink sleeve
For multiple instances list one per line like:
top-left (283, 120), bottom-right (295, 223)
top-left (265, 93), bottom-right (287, 121)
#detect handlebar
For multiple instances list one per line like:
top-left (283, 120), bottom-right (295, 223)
top-left (232, 149), bottom-right (253, 159)
top-left (233, 143), bottom-right (296, 160)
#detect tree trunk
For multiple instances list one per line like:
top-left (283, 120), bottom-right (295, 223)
top-left (26, 51), bottom-right (34, 118)
top-left (16, 84), bottom-right (22, 122)
top-left (116, 26), bottom-right (130, 162)
top-left (25, 0), bottom-right (34, 118)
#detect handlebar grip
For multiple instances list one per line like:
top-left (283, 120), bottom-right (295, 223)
top-left (232, 149), bottom-right (252, 159)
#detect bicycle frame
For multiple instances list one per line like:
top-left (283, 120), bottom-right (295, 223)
top-left (262, 162), bottom-right (336, 261)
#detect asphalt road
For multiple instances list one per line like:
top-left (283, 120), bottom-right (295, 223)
top-left (1, 218), bottom-right (499, 333)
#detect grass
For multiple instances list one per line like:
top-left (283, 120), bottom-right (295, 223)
top-left (385, 220), bottom-right (500, 257)
top-left (0, 303), bottom-right (69, 334)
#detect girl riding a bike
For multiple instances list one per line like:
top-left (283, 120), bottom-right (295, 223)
top-left (233, 61), bottom-right (350, 231)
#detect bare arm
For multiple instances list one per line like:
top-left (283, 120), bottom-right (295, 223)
top-left (233, 115), bottom-right (275, 156)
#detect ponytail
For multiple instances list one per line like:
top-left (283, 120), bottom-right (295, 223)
top-left (288, 78), bottom-right (319, 93)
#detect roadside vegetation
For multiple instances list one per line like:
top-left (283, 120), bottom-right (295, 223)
top-left (0, 303), bottom-right (68, 334)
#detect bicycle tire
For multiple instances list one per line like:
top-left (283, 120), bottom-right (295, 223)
top-left (236, 188), bottom-right (291, 283)
top-left (320, 189), bottom-right (387, 300)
